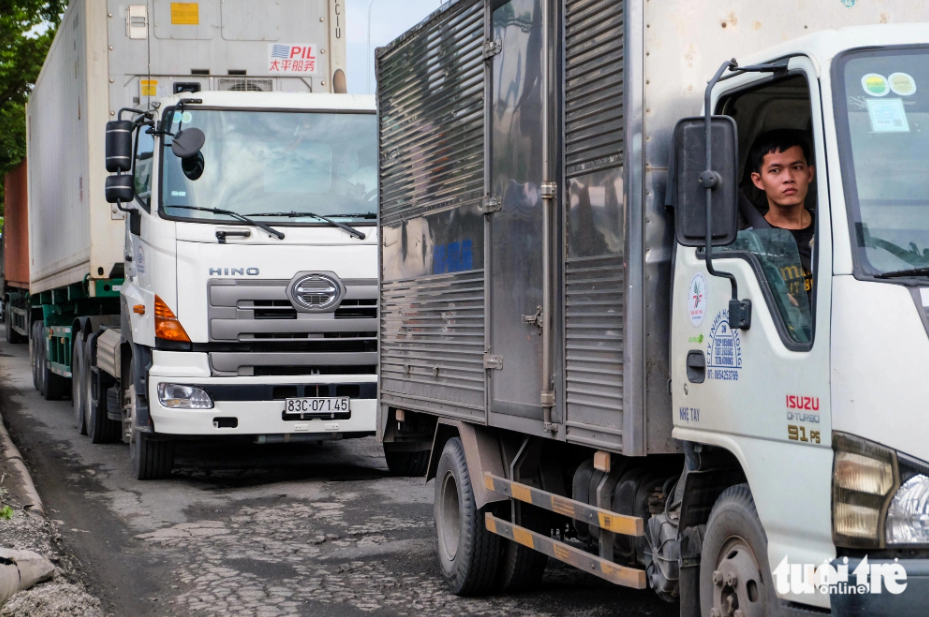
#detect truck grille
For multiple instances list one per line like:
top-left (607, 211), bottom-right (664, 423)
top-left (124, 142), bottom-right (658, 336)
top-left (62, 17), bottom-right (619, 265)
top-left (207, 278), bottom-right (377, 376)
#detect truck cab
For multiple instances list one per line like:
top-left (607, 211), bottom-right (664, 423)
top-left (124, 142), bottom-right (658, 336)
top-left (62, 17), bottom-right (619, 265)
top-left (94, 91), bottom-right (380, 478)
top-left (670, 25), bottom-right (929, 613)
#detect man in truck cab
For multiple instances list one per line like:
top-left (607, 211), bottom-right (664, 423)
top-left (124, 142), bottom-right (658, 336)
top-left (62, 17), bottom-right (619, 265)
top-left (744, 129), bottom-right (816, 297)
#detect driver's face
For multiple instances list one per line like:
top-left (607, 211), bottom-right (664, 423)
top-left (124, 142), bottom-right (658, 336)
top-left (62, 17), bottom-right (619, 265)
top-left (751, 146), bottom-right (815, 210)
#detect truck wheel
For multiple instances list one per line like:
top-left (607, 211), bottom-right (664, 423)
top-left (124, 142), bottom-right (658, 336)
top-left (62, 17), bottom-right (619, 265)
top-left (130, 430), bottom-right (175, 480)
top-left (700, 484), bottom-right (777, 617)
top-left (30, 322), bottom-right (40, 390)
top-left (5, 310), bottom-right (23, 344)
top-left (41, 326), bottom-right (69, 401)
top-left (383, 443), bottom-right (429, 476)
top-left (495, 506), bottom-right (548, 592)
top-left (85, 342), bottom-right (120, 444)
top-left (434, 437), bottom-right (500, 595)
top-left (72, 338), bottom-right (87, 434)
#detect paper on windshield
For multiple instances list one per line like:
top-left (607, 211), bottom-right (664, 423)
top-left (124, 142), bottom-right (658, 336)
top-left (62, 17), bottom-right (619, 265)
top-left (867, 98), bottom-right (910, 133)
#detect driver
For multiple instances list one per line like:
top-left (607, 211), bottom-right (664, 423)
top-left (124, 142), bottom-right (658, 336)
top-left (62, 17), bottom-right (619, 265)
top-left (749, 129), bottom-right (816, 296)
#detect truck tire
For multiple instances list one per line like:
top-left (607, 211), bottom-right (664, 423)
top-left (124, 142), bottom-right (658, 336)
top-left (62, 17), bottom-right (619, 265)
top-left (131, 431), bottom-right (175, 480)
top-left (41, 326), bottom-right (70, 401)
top-left (495, 505), bottom-right (547, 592)
top-left (85, 342), bottom-right (120, 444)
top-left (700, 484), bottom-right (778, 617)
top-left (30, 322), bottom-right (40, 391)
top-left (383, 443), bottom-right (429, 476)
top-left (72, 338), bottom-right (87, 434)
top-left (5, 310), bottom-right (25, 344)
top-left (434, 437), bottom-right (500, 595)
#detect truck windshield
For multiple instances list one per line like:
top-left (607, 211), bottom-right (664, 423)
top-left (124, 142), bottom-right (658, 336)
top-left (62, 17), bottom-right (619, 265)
top-left (835, 47), bottom-right (929, 277)
top-left (160, 109), bottom-right (377, 224)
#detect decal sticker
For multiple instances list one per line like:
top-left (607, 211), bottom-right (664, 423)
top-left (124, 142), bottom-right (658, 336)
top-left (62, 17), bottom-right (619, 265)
top-left (170, 3), bottom-right (199, 25)
top-left (706, 309), bottom-right (741, 381)
top-left (889, 72), bottom-right (917, 96)
top-left (268, 44), bottom-right (318, 74)
top-left (140, 79), bottom-right (157, 97)
top-left (867, 98), bottom-right (909, 133)
top-left (135, 245), bottom-right (145, 274)
top-left (840, 0), bottom-right (856, 8)
top-left (788, 425), bottom-right (821, 444)
top-left (678, 407), bottom-right (701, 423)
top-left (787, 395), bottom-right (820, 424)
top-left (689, 273), bottom-right (707, 327)
top-left (862, 73), bottom-right (889, 97)
top-left (687, 334), bottom-right (704, 344)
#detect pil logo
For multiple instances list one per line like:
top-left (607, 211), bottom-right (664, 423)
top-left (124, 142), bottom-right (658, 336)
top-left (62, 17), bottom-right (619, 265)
top-left (786, 395), bottom-right (819, 411)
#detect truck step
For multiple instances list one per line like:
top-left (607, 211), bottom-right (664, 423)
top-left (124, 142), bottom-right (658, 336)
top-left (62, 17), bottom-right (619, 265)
top-left (484, 514), bottom-right (647, 589)
top-left (483, 473), bottom-right (644, 537)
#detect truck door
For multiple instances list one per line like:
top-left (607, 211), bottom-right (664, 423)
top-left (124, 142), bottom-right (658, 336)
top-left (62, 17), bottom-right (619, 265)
top-left (488, 0), bottom-right (546, 421)
top-left (670, 58), bottom-right (836, 596)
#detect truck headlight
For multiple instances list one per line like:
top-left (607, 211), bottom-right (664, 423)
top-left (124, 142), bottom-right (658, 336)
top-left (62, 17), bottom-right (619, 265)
top-left (886, 474), bottom-right (929, 545)
top-left (832, 433), bottom-right (897, 548)
top-left (157, 383), bottom-right (213, 409)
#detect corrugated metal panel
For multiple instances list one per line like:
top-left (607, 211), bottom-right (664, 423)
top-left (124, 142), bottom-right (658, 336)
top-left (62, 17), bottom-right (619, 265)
top-left (380, 271), bottom-right (485, 419)
top-left (564, 0), bottom-right (624, 178)
top-left (564, 254), bottom-right (624, 440)
top-left (377, 0), bottom-right (485, 227)
top-left (377, 0), bottom-right (486, 421)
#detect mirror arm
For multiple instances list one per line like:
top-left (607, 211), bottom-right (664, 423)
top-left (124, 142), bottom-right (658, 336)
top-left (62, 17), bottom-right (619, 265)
top-left (704, 59), bottom-right (752, 330)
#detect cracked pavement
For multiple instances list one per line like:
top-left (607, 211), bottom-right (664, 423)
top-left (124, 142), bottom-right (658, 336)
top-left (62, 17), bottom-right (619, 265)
top-left (0, 340), bottom-right (678, 616)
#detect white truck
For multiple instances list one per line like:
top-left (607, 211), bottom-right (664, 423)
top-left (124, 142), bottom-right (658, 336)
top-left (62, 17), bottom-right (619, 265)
top-left (27, 0), bottom-right (381, 480)
top-left (376, 0), bottom-right (929, 614)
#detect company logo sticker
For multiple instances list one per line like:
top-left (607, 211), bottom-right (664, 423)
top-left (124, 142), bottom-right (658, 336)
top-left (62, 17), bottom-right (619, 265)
top-left (706, 309), bottom-right (742, 381)
top-left (889, 72), bottom-right (917, 96)
top-left (862, 73), bottom-right (890, 97)
top-left (689, 273), bottom-right (707, 327)
top-left (268, 44), bottom-right (318, 74)
top-left (840, 0), bottom-right (856, 8)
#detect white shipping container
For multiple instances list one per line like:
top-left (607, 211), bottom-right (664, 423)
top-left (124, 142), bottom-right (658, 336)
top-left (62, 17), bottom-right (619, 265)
top-left (26, 0), bottom-right (348, 293)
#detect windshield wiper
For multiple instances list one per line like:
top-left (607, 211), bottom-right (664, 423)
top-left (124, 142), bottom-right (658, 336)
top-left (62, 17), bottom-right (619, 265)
top-left (874, 266), bottom-right (929, 279)
top-left (321, 212), bottom-right (377, 219)
top-left (244, 211), bottom-right (366, 240)
top-left (165, 205), bottom-right (285, 240)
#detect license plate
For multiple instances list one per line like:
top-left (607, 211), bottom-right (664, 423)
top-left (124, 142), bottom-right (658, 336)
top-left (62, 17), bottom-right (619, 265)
top-left (284, 397), bottom-right (350, 415)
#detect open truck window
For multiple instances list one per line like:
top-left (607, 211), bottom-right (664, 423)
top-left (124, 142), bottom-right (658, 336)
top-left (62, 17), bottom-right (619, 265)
top-left (716, 74), bottom-right (818, 346)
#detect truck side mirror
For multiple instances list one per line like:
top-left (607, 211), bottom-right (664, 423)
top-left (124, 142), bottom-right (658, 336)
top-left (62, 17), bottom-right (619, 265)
top-left (671, 116), bottom-right (739, 247)
top-left (171, 128), bottom-right (205, 159)
top-left (105, 174), bottom-right (135, 204)
top-left (105, 120), bottom-right (134, 172)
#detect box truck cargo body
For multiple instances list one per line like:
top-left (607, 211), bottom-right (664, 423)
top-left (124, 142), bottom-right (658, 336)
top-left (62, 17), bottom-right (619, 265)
top-left (2, 161), bottom-right (29, 343)
top-left (376, 0), bottom-right (929, 613)
top-left (23, 0), bottom-right (383, 480)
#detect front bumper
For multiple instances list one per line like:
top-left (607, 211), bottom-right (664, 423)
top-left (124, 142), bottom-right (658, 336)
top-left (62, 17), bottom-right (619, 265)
top-left (830, 557), bottom-right (929, 616)
top-left (148, 350), bottom-right (377, 437)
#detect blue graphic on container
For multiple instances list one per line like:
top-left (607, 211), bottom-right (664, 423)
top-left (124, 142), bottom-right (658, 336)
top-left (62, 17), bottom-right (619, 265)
top-left (840, 0), bottom-right (855, 8)
top-left (706, 309), bottom-right (742, 381)
top-left (433, 240), bottom-right (474, 274)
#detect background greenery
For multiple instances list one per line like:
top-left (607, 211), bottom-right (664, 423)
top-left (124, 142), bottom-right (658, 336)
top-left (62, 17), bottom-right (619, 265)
top-left (0, 0), bottom-right (64, 216)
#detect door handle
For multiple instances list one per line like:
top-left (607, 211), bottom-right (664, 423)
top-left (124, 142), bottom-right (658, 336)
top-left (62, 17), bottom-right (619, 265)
top-left (686, 350), bottom-right (706, 383)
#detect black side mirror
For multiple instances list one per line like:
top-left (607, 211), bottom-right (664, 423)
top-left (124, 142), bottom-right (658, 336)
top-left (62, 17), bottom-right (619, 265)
top-left (672, 116), bottom-right (739, 247)
top-left (105, 120), bottom-right (134, 172)
top-left (172, 128), bottom-right (205, 159)
top-left (105, 174), bottom-right (134, 204)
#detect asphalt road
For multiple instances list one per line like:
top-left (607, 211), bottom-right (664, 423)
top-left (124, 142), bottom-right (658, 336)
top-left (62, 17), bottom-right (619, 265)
top-left (0, 338), bottom-right (679, 617)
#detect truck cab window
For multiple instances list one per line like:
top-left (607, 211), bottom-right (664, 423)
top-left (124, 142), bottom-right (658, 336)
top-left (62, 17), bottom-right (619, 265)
top-left (716, 75), bottom-right (817, 345)
top-left (133, 128), bottom-right (154, 212)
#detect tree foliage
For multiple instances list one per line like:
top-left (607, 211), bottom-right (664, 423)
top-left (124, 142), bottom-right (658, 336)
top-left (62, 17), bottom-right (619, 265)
top-left (0, 0), bottom-right (64, 211)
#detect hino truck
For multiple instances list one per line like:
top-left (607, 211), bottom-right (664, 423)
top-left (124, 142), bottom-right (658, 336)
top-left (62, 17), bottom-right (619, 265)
top-left (376, 0), bottom-right (929, 614)
top-left (26, 0), bottom-right (381, 480)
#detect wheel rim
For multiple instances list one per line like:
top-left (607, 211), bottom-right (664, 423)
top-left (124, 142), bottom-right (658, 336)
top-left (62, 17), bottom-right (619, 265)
top-left (709, 538), bottom-right (767, 617)
top-left (438, 470), bottom-right (461, 562)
